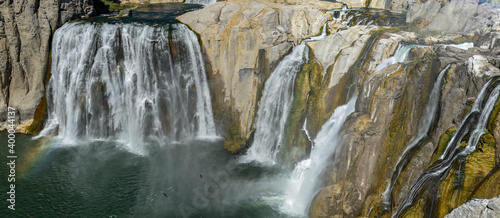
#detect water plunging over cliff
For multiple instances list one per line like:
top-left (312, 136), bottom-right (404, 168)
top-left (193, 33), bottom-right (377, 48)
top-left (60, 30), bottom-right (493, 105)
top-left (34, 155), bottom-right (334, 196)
top-left (393, 80), bottom-right (500, 218)
top-left (241, 44), bottom-right (309, 164)
top-left (41, 22), bottom-right (217, 154)
top-left (382, 65), bottom-right (449, 209)
top-left (284, 97), bottom-right (357, 215)
top-left (242, 23), bottom-right (329, 165)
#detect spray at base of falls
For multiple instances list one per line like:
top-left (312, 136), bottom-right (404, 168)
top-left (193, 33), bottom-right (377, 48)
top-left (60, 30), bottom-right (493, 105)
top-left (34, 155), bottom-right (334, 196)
top-left (381, 65), bottom-right (449, 208)
top-left (39, 22), bottom-right (217, 155)
top-left (393, 80), bottom-right (500, 218)
top-left (241, 23), bottom-right (329, 165)
top-left (283, 97), bottom-right (357, 216)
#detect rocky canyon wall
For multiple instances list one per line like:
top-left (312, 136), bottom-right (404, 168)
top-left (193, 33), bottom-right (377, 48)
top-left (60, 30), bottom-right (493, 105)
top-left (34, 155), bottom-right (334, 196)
top-left (0, 0), bottom-right (94, 131)
top-left (1, 0), bottom-right (500, 216)
top-left (179, 0), bottom-right (500, 217)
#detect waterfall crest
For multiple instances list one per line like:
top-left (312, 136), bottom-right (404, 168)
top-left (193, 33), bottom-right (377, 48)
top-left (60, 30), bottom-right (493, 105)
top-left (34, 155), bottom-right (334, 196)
top-left (40, 22), bottom-right (217, 154)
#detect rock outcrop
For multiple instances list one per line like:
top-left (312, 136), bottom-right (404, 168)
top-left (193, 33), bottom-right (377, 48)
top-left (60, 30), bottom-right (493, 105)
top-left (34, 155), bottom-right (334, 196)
top-left (445, 196), bottom-right (500, 218)
top-left (0, 0), bottom-right (94, 131)
top-left (406, 0), bottom-right (500, 33)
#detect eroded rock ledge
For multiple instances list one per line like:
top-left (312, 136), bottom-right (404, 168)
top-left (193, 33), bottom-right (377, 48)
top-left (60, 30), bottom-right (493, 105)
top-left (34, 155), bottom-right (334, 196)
top-left (0, 0), bottom-right (94, 131)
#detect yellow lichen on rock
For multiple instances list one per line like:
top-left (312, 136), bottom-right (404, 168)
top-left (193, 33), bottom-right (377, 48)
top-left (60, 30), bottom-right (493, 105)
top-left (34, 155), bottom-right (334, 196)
top-left (16, 119), bottom-right (34, 134)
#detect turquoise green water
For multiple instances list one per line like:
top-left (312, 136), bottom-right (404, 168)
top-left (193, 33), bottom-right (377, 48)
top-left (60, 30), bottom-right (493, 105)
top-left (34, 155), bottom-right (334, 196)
top-left (0, 133), bottom-right (295, 217)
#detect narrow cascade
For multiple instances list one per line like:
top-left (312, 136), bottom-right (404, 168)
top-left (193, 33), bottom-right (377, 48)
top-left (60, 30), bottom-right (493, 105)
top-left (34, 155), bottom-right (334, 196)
top-left (184, 0), bottom-right (216, 5)
top-left (40, 22), bottom-right (217, 154)
top-left (375, 44), bottom-right (426, 73)
top-left (393, 81), bottom-right (500, 218)
top-left (381, 65), bottom-right (449, 208)
top-left (242, 23), bottom-right (329, 164)
top-left (439, 79), bottom-right (492, 160)
top-left (284, 97), bottom-right (357, 215)
top-left (301, 118), bottom-right (314, 147)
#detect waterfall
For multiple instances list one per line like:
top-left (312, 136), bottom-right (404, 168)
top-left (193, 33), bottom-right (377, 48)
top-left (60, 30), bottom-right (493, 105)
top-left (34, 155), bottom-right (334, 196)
top-left (439, 79), bottom-right (492, 160)
top-left (241, 23), bottom-right (329, 165)
top-left (184, 0), bottom-right (216, 5)
top-left (442, 42), bottom-right (474, 50)
top-left (393, 81), bottom-right (500, 218)
top-left (375, 44), bottom-right (426, 73)
top-left (382, 65), bottom-right (449, 208)
top-left (283, 97), bottom-right (357, 215)
top-left (241, 44), bottom-right (309, 164)
top-left (39, 22), bottom-right (217, 154)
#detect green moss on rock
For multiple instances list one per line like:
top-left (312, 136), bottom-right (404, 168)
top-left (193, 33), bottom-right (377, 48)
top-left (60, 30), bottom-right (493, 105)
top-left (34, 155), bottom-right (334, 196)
top-left (427, 127), bottom-right (457, 167)
top-left (224, 140), bottom-right (247, 154)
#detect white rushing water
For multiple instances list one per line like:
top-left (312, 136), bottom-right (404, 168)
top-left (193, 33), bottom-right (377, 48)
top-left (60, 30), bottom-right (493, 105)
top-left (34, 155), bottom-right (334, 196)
top-left (283, 97), bottom-right (357, 216)
top-left (242, 23), bottom-right (329, 164)
top-left (442, 42), bottom-right (474, 50)
top-left (328, 4), bottom-right (350, 26)
top-left (439, 79), bottom-right (493, 160)
top-left (241, 44), bottom-right (309, 164)
top-left (393, 82), bottom-right (500, 218)
top-left (381, 65), bottom-right (449, 206)
top-left (40, 22), bottom-right (217, 154)
top-left (375, 44), bottom-right (426, 73)
top-left (184, 0), bottom-right (216, 5)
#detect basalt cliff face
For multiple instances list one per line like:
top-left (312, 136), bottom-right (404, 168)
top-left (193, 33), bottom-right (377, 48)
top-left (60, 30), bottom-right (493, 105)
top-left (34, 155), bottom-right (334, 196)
top-left (0, 0), bottom-right (94, 131)
top-left (3, 0), bottom-right (500, 217)
top-left (178, 0), bottom-right (500, 217)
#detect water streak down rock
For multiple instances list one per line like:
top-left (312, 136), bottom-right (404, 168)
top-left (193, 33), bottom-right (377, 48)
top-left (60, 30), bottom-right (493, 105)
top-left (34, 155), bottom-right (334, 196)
top-left (382, 64), bottom-right (449, 209)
